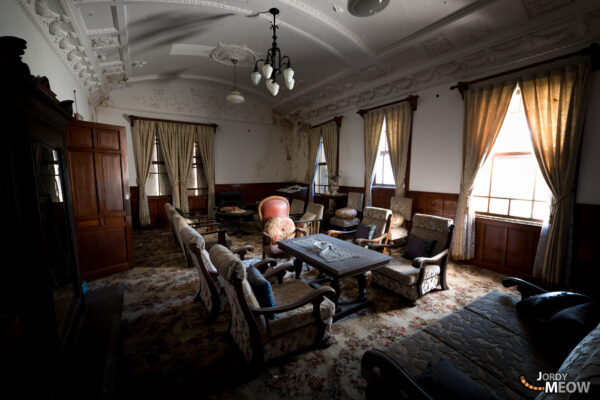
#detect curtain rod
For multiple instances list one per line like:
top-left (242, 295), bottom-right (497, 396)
top-left (357, 95), bottom-right (418, 117)
top-left (310, 115), bottom-right (343, 129)
top-left (450, 43), bottom-right (599, 96)
top-left (128, 114), bottom-right (218, 129)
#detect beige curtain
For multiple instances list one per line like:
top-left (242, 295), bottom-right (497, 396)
top-left (451, 81), bottom-right (516, 260)
top-left (363, 110), bottom-right (385, 207)
top-left (196, 125), bottom-right (216, 218)
top-left (385, 102), bottom-right (413, 197)
top-left (321, 121), bottom-right (338, 177)
top-left (307, 127), bottom-right (322, 201)
top-left (520, 59), bottom-right (590, 288)
top-left (132, 119), bottom-right (156, 226)
top-left (157, 121), bottom-right (195, 212)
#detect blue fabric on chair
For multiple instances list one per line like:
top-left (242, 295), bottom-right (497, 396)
top-left (403, 234), bottom-right (436, 260)
top-left (246, 265), bottom-right (275, 318)
top-left (356, 223), bottom-right (376, 240)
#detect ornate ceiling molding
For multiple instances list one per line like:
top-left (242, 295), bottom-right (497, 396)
top-left (279, 9), bottom-right (600, 122)
top-left (16, 0), bottom-right (106, 101)
top-left (208, 43), bottom-right (257, 67)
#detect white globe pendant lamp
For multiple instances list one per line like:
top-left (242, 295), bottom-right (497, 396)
top-left (226, 59), bottom-right (245, 104)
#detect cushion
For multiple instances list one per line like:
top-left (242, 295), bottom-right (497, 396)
top-left (544, 303), bottom-right (600, 363)
top-left (390, 213), bottom-right (405, 228)
top-left (415, 360), bottom-right (500, 400)
top-left (264, 216), bottom-right (296, 242)
top-left (517, 292), bottom-right (594, 324)
top-left (403, 234), bottom-right (436, 260)
top-left (335, 207), bottom-right (357, 218)
top-left (329, 216), bottom-right (360, 228)
top-left (356, 223), bottom-right (376, 240)
top-left (246, 265), bottom-right (275, 317)
top-left (373, 258), bottom-right (421, 286)
top-left (200, 248), bottom-right (218, 274)
top-left (299, 211), bottom-right (316, 222)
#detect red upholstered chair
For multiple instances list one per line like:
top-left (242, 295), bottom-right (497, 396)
top-left (258, 196), bottom-right (306, 259)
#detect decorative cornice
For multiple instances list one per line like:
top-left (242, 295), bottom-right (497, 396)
top-left (278, 7), bottom-right (600, 122)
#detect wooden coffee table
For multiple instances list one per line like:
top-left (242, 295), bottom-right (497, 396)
top-left (215, 209), bottom-right (254, 237)
top-left (278, 233), bottom-right (391, 321)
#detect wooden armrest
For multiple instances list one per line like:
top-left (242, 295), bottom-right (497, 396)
top-left (290, 212), bottom-right (304, 218)
top-left (199, 228), bottom-right (226, 236)
top-left (232, 244), bottom-right (255, 259)
top-left (412, 249), bottom-right (448, 268)
top-left (361, 349), bottom-right (433, 400)
top-left (502, 277), bottom-right (548, 298)
top-left (295, 227), bottom-right (307, 237)
top-left (367, 242), bottom-right (402, 253)
top-left (251, 258), bottom-right (278, 274)
top-left (327, 229), bottom-right (356, 237)
top-left (191, 221), bottom-right (221, 229)
top-left (295, 218), bottom-right (323, 224)
top-left (262, 261), bottom-right (295, 280)
top-left (262, 231), bottom-right (274, 243)
top-left (250, 286), bottom-right (335, 315)
top-left (355, 234), bottom-right (386, 247)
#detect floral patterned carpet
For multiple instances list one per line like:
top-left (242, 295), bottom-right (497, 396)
top-left (88, 227), bottom-right (518, 399)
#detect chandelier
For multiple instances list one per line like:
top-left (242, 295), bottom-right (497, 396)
top-left (250, 8), bottom-right (295, 96)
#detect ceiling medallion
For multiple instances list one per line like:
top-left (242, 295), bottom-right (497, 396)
top-left (347, 0), bottom-right (390, 17)
top-left (250, 8), bottom-right (295, 97)
top-left (209, 43), bottom-right (257, 67)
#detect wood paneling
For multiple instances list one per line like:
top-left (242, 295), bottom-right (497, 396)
top-left (572, 203), bottom-right (600, 296)
top-left (472, 217), bottom-right (541, 279)
top-left (408, 190), bottom-right (459, 220)
top-left (67, 121), bottom-right (133, 280)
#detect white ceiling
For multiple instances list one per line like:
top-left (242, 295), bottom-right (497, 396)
top-left (20, 0), bottom-right (600, 120)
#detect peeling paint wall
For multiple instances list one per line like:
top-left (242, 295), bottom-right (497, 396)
top-left (281, 124), bottom-right (309, 183)
top-left (95, 80), bottom-right (292, 185)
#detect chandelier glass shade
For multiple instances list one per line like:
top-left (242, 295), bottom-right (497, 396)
top-left (226, 59), bottom-right (245, 104)
top-left (250, 8), bottom-right (295, 96)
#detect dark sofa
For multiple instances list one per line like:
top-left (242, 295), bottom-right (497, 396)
top-left (361, 278), bottom-right (600, 399)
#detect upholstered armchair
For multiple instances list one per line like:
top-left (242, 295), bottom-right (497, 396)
top-left (180, 225), bottom-right (275, 322)
top-left (327, 206), bottom-right (392, 248)
top-left (370, 214), bottom-right (454, 302)
top-left (389, 197), bottom-right (413, 247)
top-left (289, 199), bottom-right (306, 219)
top-left (209, 244), bottom-right (336, 367)
top-left (293, 202), bottom-right (324, 235)
top-left (329, 192), bottom-right (364, 229)
top-left (258, 196), bottom-right (307, 259)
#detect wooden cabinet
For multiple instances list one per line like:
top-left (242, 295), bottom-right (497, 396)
top-left (66, 120), bottom-right (133, 280)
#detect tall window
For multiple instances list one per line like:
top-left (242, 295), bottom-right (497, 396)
top-left (472, 86), bottom-right (551, 221)
top-left (145, 132), bottom-right (208, 197)
top-left (373, 118), bottom-right (395, 186)
top-left (146, 133), bottom-right (172, 196)
top-left (187, 142), bottom-right (208, 196)
top-left (313, 137), bottom-right (328, 194)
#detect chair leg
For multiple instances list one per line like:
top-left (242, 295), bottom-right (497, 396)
top-left (440, 264), bottom-right (449, 291)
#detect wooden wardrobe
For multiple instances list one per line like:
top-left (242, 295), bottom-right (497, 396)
top-left (66, 120), bottom-right (133, 280)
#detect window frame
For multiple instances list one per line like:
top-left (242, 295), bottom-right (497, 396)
top-left (187, 140), bottom-right (208, 197)
top-left (473, 151), bottom-right (549, 222)
top-left (313, 137), bottom-right (329, 195)
top-left (372, 118), bottom-right (395, 188)
top-left (146, 133), bottom-right (172, 197)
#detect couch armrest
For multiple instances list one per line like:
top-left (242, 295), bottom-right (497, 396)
top-left (263, 261), bottom-right (296, 283)
top-left (361, 349), bottom-right (433, 400)
top-left (251, 258), bottom-right (278, 274)
top-left (250, 286), bottom-right (335, 316)
top-left (412, 249), bottom-right (448, 268)
top-left (502, 277), bottom-right (547, 299)
top-left (232, 244), bottom-right (254, 260)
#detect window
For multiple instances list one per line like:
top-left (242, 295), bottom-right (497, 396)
top-left (146, 133), bottom-right (172, 196)
top-left (373, 118), bottom-right (395, 186)
top-left (472, 86), bottom-right (552, 221)
top-left (313, 137), bottom-right (329, 194)
top-left (187, 142), bottom-right (208, 196)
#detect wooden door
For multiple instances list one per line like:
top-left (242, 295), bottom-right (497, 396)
top-left (66, 121), bottom-right (133, 280)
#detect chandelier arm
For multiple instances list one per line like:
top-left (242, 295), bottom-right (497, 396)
top-left (280, 55), bottom-right (291, 68)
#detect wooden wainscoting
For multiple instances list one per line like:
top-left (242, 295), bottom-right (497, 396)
top-left (408, 190), bottom-right (458, 220)
top-left (471, 217), bottom-right (541, 279)
top-left (572, 203), bottom-right (600, 296)
top-left (131, 182), bottom-right (299, 228)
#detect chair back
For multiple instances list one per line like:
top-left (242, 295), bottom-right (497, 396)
top-left (258, 196), bottom-right (290, 225)
top-left (390, 197), bottom-right (413, 222)
top-left (290, 199), bottom-right (305, 215)
top-left (210, 245), bottom-right (266, 364)
top-left (411, 214), bottom-right (454, 256)
top-left (183, 226), bottom-right (223, 320)
top-left (362, 207), bottom-right (392, 239)
top-left (171, 213), bottom-right (188, 253)
top-left (347, 192), bottom-right (364, 211)
top-left (300, 202), bottom-right (324, 235)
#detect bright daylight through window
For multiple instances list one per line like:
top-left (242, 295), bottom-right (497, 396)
top-left (472, 86), bottom-right (551, 221)
top-left (373, 118), bottom-right (395, 186)
top-left (313, 137), bottom-right (328, 194)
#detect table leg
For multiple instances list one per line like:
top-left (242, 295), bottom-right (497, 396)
top-left (293, 258), bottom-right (303, 279)
top-left (356, 272), bottom-right (368, 303)
top-left (330, 279), bottom-right (341, 308)
top-left (235, 216), bottom-right (243, 237)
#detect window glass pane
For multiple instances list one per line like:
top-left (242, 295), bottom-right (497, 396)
top-left (532, 201), bottom-right (551, 221)
top-left (472, 196), bottom-right (488, 212)
top-left (491, 88), bottom-right (533, 154)
top-left (374, 119), bottom-right (395, 186)
top-left (158, 174), bottom-right (172, 195)
top-left (490, 155), bottom-right (535, 199)
top-left (146, 173), bottom-right (159, 196)
top-left (509, 200), bottom-right (532, 218)
top-left (381, 154), bottom-right (395, 186)
top-left (473, 160), bottom-right (492, 196)
top-left (534, 173), bottom-right (552, 201)
top-left (489, 198), bottom-right (509, 215)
